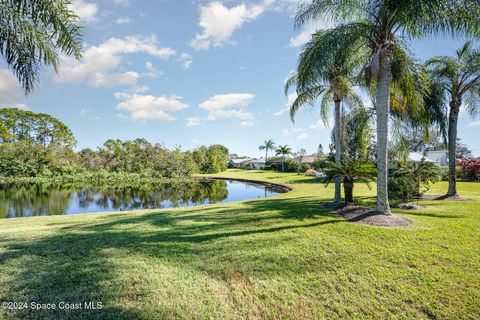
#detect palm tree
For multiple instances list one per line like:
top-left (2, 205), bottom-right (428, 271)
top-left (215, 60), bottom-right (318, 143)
top-left (0, 0), bottom-right (83, 93)
top-left (258, 139), bottom-right (276, 163)
top-left (426, 42), bottom-right (480, 197)
top-left (295, 0), bottom-right (480, 214)
top-left (276, 145), bottom-right (292, 172)
top-left (285, 30), bottom-right (365, 207)
top-left (321, 159), bottom-right (376, 204)
top-left (394, 161), bottom-right (442, 203)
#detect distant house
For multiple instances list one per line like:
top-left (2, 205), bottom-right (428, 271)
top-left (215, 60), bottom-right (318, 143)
top-left (407, 152), bottom-right (435, 164)
top-left (389, 150), bottom-right (448, 171)
top-left (295, 154), bottom-right (318, 164)
top-left (425, 150), bottom-right (449, 166)
top-left (229, 158), bottom-right (251, 168)
top-left (248, 157), bottom-right (266, 170)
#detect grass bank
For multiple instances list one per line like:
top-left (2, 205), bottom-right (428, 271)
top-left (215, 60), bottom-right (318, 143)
top-left (0, 169), bottom-right (478, 319)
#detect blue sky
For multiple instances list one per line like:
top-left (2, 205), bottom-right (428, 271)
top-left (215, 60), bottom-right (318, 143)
top-left (0, 0), bottom-right (479, 157)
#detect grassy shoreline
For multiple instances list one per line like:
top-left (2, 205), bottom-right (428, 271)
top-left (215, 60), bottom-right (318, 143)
top-left (0, 169), bottom-right (479, 319)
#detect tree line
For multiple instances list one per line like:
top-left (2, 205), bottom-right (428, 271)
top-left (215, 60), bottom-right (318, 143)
top-left (0, 109), bottom-right (229, 180)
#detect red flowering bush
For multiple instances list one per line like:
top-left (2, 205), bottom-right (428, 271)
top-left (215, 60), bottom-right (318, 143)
top-left (457, 158), bottom-right (480, 182)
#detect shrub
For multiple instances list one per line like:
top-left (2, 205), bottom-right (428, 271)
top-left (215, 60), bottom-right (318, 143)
top-left (388, 176), bottom-right (418, 202)
top-left (457, 158), bottom-right (480, 181)
top-left (389, 161), bottom-right (442, 202)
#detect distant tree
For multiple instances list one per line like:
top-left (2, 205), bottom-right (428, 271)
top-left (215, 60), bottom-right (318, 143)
top-left (456, 139), bottom-right (473, 159)
top-left (0, 108), bottom-right (76, 147)
top-left (276, 145), bottom-right (292, 172)
top-left (0, 0), bottom-right (83, 93)
top-left (258, 139), bottom-right (275, 162)
top-left (427, 41), bottom-right (480, 196)
top-left (294, 148), bottom-right (307, 174)
top-left (317, 143), bottom-right (324, 155)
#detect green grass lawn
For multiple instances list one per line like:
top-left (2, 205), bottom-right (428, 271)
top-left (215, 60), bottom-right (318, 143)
top-left (0, 169), bottom-right (479, 319)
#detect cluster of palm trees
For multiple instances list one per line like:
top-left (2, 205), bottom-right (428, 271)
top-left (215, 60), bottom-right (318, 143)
top-left (258, 140), bottom-right (293, 171)
top-left (287, 0), bottom-right (480, 214)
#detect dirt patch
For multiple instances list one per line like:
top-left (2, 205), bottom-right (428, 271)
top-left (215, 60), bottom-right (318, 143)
top-left (391, 203), bottom-right (426, 210)
top-left (324, 204), bottom-right (411, 227)
top-left (420, 194), bottom-right (472, 202)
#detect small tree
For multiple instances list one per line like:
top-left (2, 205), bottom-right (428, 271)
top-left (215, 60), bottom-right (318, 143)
top-left (321, 159), bottom-right (376, 204)
top-left (294, 148), bottom-right (307, 174)
top-left (389, 161), bottom-right (442, 203)
top-left (276, 145), bottom-right (292, 172)
top-left (258, 139), bottom-right (275, 163)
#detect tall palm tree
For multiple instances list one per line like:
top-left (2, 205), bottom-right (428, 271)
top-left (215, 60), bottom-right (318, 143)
top-left (276, 145), bottom-right (292, 172)
top-left (0, 0), bottom-right (83, 93)
top-left (426, 42), bottom-right (480, 197)
top-left (295, 0), bottom-right (480, 214)
top-left (258, 139), bottom-right (276, 163)
top-left (285, 30), bottom-right (365, 207)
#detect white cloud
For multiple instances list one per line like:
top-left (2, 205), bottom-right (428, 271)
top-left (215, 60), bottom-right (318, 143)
top-left (179, 53), bottom-right (193, 70)
top-left (468, 120), bottom-right (480, 127)
top-left (56, 35), bottom-right (176, 87)
top-left (240, 121), bottom-right (255, 127)
top-left (0, 69), bottom-right (28, 110)
top-left (144, 61), bottom-right (164, 78)
top-left (289, 19), bottom-right (333, 47)
top-left (282, 127), bottom-right (310, 140)
top-left (186, 117), bottom-right (201, 127)
top-left (310, 118), bottom-right (333, 130)
top-left (88, 71), bottom-right (139, 87)
top-left (112, 0), bottom-right (129, 5)
top-left (274, 93), bottom-right (296, 116)
top-left (266, 0), bottom-right (305, 14)
top-left (80, 109), bottom-right (90, 116)
top-left (70, 0), bottom-right (98, 22)
top-left (115, 17), bottom-right (131, 25)
top-left (190, 0), bottom-right (274, 50)
top-left (199, 93), bottom-right (254, 121)
top-left (115, 92), bottom-right (188, 121)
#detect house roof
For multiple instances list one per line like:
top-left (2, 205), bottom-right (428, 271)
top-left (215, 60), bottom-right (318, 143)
top-left (425, 150), bottom-right (447, 162)
top-left (408, 152), bottom-right (435, 163)
top-left (295, 155), bottom-right (317, 163)
top-left (230, 158), bottom-right (251, 164)
top-left (250, 157), bottom-right (266, 164)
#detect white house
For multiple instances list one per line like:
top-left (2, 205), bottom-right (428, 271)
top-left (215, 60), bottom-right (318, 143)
top-left (229, 158), bottom-right (252, 168)
top-left (248, 157), bottom-right (266, 170)
top-left (407, 152), bottom-right (435, 164)
top-left (425, 150), bottom-right (449, 166)
top-left (402, 150), bottom-right (448, 167)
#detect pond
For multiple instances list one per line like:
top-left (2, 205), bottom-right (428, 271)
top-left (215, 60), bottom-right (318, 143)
top-left (0, 179), bottom-right (286, 219)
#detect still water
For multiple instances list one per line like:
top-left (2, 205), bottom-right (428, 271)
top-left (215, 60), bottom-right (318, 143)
top-left (0, 179), bottom-right (285, 218)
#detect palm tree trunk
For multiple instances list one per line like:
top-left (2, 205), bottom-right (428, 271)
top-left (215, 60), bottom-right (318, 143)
top-left (375, 51), bottom-right (392, 215)
top-left (447, 102), bottom-right (460, 196)
top-left (265, 149), bottom-right (268, 164)
top-left (343, 177), bottom-right (354, 204)
top-left (333, 98), bottom-right (342, 206)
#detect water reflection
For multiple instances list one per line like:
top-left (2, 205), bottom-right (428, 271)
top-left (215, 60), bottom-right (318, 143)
top-left (0, 179), bottom-right (283, 218)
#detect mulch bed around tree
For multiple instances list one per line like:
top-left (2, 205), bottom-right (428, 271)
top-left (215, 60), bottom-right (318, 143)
top-left (390, 203), bottom-right (426, 210)
top-left (419, 194), bottom-right (473, 202)
top-left (322, 203), bottom-right (411, 227)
